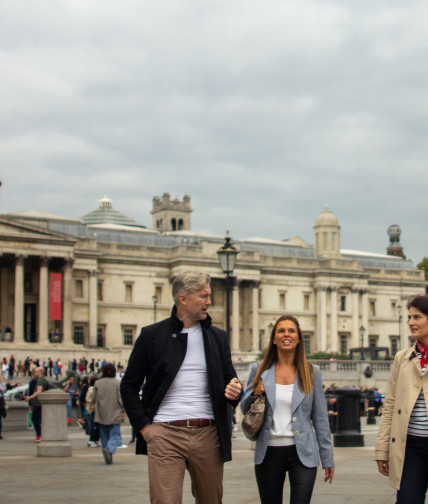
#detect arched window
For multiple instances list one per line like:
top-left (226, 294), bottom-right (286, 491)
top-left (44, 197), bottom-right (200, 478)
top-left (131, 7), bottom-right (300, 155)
top-left (171, 218), bottom-right (177, 231)
top-left (178, 219), bottom-right (184, 230)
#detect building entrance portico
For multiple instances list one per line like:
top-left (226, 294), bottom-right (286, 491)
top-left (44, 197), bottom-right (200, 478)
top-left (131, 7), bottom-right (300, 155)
top-left (0, 218), bottom-right (76, 347)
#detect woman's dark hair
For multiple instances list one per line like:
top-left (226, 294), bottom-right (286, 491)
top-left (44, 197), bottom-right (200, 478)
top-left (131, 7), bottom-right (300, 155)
top-left (252, 315), bottom-right (314, 396)
top-left (89, 376), bottom-right (98, 386)
top-left (407, 295), bottom-right (428, 317)
top-left (101, 363), bottom-right (116, 378)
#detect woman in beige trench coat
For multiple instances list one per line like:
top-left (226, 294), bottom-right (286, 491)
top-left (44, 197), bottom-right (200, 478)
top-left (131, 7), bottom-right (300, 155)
top-left (375, 295), bottom-right (428, 503)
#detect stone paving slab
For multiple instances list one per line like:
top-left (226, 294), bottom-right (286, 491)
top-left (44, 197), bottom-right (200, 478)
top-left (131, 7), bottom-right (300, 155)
top-left (0, 423), bottom-right (396, 503)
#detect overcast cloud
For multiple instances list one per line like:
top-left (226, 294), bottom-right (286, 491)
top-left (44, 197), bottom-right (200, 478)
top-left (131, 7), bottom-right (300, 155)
top-left (1, 0), bottom-right (427, 263)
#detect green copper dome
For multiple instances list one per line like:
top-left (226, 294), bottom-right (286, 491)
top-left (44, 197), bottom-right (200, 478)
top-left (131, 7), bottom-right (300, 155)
top-left (80, 196), bottom-right (145, 228)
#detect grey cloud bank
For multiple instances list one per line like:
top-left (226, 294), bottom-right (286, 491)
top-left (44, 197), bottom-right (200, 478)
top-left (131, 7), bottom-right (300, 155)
top-left (1, 0), bottom-right (427, 263)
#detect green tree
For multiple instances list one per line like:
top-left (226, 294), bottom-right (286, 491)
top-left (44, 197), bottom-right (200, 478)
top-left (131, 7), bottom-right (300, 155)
top-left (417, 257), bottom-right (428, 294)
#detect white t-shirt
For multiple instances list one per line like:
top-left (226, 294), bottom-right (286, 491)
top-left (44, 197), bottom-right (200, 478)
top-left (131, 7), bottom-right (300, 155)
top-left (153, 324), bottom-right (214, 422)
top-left (268, 383), bottom-right (295, 446)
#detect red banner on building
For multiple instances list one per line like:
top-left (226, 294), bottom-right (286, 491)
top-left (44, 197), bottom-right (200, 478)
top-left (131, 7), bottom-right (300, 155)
top-left (50, 272), bottom-right (62, 321)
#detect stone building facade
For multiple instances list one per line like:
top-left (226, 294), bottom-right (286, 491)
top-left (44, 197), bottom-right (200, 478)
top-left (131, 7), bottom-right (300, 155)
top-left (0, 196), bottom-right (425, 364)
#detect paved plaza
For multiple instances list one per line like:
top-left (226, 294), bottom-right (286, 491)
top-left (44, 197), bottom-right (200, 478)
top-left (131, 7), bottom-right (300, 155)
top-left (0, 421), bottom-right (396, 504)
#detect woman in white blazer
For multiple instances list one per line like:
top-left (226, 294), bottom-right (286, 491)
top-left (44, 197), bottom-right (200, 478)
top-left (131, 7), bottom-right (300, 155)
top-left (241, 315), bottom-right (334, 504)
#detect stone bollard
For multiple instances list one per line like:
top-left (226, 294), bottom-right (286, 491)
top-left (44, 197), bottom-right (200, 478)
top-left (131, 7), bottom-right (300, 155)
top-left (37, 389), bottom-right (72, 457)
top-left (333, 386), bottom-right (364, 447)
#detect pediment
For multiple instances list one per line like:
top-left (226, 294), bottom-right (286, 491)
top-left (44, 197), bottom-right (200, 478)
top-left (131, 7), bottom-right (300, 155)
top-left (0, 218), bottom-right (76, 244)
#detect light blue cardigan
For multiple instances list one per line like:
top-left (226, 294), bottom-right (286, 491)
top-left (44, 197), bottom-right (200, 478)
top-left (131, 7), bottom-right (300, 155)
top-left (241, 362), bottom-right (335, 468)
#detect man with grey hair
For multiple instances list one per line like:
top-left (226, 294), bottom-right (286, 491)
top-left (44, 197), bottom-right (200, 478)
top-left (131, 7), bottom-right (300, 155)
top-left (121, 271), bottom-right (242, 504)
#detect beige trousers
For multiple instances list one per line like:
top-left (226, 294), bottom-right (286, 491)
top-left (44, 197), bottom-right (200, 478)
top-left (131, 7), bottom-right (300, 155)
top-left (145, 423), bottom-right (224, 504)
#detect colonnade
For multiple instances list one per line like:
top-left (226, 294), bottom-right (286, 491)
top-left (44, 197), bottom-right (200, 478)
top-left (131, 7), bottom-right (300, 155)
top-left (230, 280), bottom-right (259, 353)
top-left (315, 285), bottom-right (370, 352)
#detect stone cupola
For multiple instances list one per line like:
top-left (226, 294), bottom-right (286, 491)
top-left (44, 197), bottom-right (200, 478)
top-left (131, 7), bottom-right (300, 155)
top-left (313, 205), bottom-right (341, 258)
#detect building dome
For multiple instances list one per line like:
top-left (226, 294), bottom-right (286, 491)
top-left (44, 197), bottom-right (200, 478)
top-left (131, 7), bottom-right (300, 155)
top-left (313, 204), bottom-right (341, 257)
top-left (314, 204), bottom-right (339, 227)
top-left (80, 196), bottom-right (145, 228)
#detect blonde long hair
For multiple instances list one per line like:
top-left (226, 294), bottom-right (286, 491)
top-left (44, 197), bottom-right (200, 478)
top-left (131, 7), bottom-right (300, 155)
top-left (253, 315), bottom-right (314, 396)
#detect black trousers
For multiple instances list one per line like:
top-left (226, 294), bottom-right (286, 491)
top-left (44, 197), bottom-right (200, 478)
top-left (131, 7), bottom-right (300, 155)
top-left (396, 435), bottom-right (428, 504)
top-left (255, 445), bottom-right (317, 504)
top-left (32, 404), bottom-right (42, 437)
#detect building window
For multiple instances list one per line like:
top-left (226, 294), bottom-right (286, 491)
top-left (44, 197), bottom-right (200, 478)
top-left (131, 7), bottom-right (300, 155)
top-left (339, 334), bottom-right (348, 354)
top-left (304, 294), bottom-right (310, 311)
top-left (24, 273), bottom-right (33, 294)
top-left (97, 282), bottom-right (103, 302)
top-left (391, 301), bottom-right (397, 317)
top-left (322, 232), bottom-right (328, 250)
top-left (125, 283), bottom-right (133, 303)
top-left (279, 293), bottom-right (286, 310)
top-left (340, 295), bottom-right (346, 312)
top-left (73, 325), bottom-right (84, 345)
top-left (369, 335), bottom-right (378, 347)
top-left (75, 279), bottom-right (83, 298)
top-left (390, 336), bottom-right (399, 355)
top-left (123, 327), bottom-right (134, 346)
top-left (154, 285), bottom-right (162, 304)
top-left (303, 334), bottom-right (311, 354)
top-left (370, 300), bottom-right (376, 316)
top-left (97, 326), bottom-right (105, 348)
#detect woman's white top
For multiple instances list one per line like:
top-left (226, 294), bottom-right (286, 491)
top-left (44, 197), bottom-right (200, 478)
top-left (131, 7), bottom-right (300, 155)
top-left (268, 383), bottom-right (295, 446)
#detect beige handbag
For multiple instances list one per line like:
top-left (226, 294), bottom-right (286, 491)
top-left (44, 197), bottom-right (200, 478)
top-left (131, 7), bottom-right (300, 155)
top-left (241, 394), bottom-right (266, 441)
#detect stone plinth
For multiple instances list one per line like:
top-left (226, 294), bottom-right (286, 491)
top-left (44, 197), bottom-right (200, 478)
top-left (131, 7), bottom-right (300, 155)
top-left (37, 389), bottom-right (72, 457)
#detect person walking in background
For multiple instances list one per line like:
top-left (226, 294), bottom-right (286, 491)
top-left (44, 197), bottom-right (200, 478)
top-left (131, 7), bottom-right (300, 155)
top-left (53, 360), bottom-right (60, 381)
top-left (93, 363), bottom-right (125, 464)
top-left (85, 375), bottom-right (100, 447)
top-left (376, 295), bottom-right (428, 503)
top-left (24, 367), bottom-right (48, 443)
top-left (77, 376), bottom-right (89, 429)
top-left (120, 271), bottom-right (242, 504)
top-left (8, 355), bottom-right (15, 379)
top-left (241, 315), bottom-right (334, 504)
top-left (63, 375), bottom-right (78, 425)
top-left (0, 376), bottom-right (6, 439)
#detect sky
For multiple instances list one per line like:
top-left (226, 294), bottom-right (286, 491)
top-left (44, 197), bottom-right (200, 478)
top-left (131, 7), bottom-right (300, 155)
top-left (1, 1), bottom-right (427, 264)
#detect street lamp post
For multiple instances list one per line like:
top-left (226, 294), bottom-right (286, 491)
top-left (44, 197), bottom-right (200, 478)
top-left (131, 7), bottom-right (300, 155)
top-left (217, 231), bottom-right (239, 437)
top-left (217, 231), bottom-right (239, 344)
top-left (152, 294), bottom-right (158, 323)
top-left (359, 325), bottom-right (366, 348)
top-left (397, 304), bottom-right (402, 351)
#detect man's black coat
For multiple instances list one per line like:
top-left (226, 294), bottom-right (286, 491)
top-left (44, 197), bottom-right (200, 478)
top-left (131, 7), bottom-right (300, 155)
top-left (120, 306), bottom-right (241, 462)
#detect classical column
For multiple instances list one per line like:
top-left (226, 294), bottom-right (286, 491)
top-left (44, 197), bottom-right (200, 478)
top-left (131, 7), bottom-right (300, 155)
top-left (361, 289), bottom-right (369, 338)
top-left (14, 255), bottom-right (25, 342)
top-left (62, 259), bottom-right (73, 345)
top-left (399, 302), bottom-right (408, 351)
top-left (88, 270), bottom-right (98, 347)
top-left (231, 281), bottom-right (240, 352)
top-left (251, 282), bottom-right (260, 352)
top-left (0, 266), bottom-right (8, 331)
top-left (38, 257), bottom-right (49, 344)
top-left (320, 288), bottom-right (327, 351)
top-left (330, 287), bottom-right (338, 352)
top-left (316, 286), bottom-right (327, 352)
top-left (352, 288), bottom-right (360, 347)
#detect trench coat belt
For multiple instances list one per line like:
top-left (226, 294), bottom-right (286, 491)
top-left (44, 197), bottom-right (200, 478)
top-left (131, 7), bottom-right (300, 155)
top-left (163, 418), bottom-right (216, 428)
